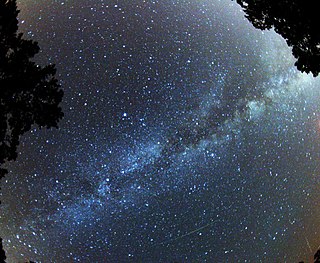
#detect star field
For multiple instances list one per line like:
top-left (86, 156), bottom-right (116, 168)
top-left (1, 0), bottom-right (320, 262)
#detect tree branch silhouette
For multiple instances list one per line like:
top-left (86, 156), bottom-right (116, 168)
top-left (235, 0), bottom-right (320, 76)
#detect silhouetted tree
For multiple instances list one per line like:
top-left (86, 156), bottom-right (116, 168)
top-left (235, 0), bottom-right (320, 76)
top-left (0, 0), bottom-right (63, 178)
top-left (0, 238), bottom-right (6, 263)
top-left (315, 249), bottom-right (320, 263)
top-left (299, 249), bottom-right (320, 263)
top-left (1, 238), bottom-right (37, 263)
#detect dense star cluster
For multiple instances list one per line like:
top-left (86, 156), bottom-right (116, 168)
top-left (1, 0), bottom-right (320, 262)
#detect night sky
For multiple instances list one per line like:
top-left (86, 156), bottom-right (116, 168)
top-left (1, 0), bottom-right (320, 262)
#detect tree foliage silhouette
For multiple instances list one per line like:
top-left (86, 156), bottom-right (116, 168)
top-left (1, 237), bottom-right (35, 263)
top-left (0, 0), bottom-right (63, 178)
top-left (299, 249), bottom-right (320, 263)
top-left (0, 238), bottom-right (6, 263)
top-left (235, 0), bottom-right (320, 76)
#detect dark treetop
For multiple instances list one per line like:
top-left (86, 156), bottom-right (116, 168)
top-left (0, 0), bottom-right (63, 177)
top-left (235, 0), bottom-right (320, 76)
